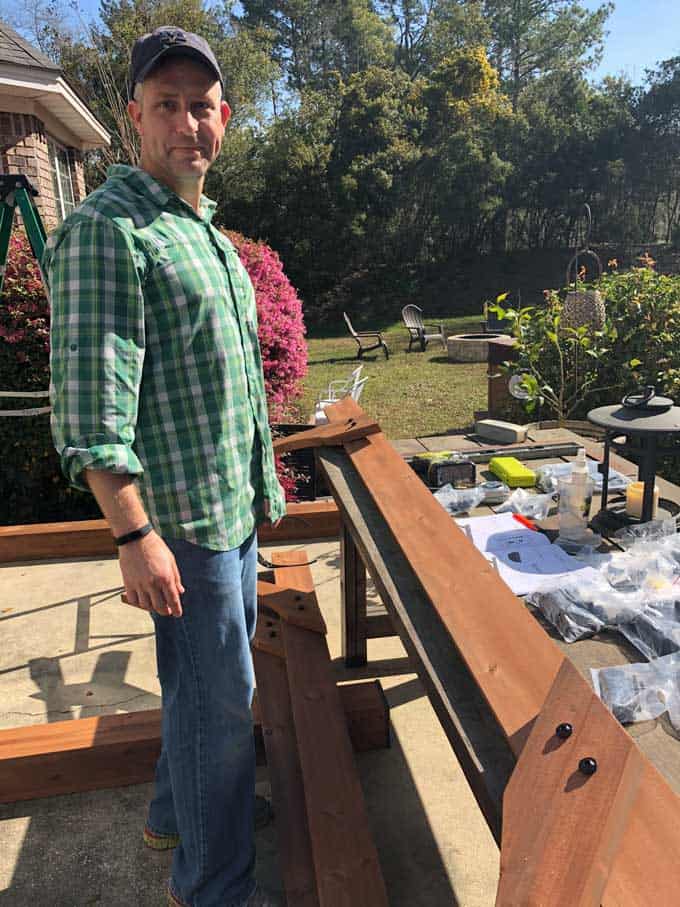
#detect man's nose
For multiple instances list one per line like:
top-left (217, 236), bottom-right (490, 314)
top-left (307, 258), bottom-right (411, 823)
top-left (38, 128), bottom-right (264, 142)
top-left (175, 107), bottom-right (198, 134)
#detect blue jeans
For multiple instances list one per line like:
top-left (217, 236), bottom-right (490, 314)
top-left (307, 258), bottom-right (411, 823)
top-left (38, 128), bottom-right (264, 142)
top-left (147, 532), bottom-right (258, 907)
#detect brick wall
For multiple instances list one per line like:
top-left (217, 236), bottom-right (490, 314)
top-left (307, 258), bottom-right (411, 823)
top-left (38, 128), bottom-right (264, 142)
top-left (0, 110), bottom-right (85, 232)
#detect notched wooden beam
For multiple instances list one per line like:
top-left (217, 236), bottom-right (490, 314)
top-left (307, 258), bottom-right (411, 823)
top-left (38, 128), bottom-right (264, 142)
top-left (257, 580), bottom-right (327, 635)
top-left (253, 613), bottom-right (286, 658)
top-left (272, 415), bottom-right (380, 454)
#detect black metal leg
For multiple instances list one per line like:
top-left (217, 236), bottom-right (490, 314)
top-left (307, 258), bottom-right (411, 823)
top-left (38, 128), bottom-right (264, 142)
top-left (599, 435), bottom-right (611, 515)
top-left (340, 523), bottom-right (367, 667)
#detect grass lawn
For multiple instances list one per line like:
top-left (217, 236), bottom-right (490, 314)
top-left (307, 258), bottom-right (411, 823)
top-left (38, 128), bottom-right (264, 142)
top-left (293, 316), bottom-right (490, 439)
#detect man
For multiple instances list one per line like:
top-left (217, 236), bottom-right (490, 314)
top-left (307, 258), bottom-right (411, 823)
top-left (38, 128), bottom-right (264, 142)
top-left (45, 26), bottom-right (286, 907)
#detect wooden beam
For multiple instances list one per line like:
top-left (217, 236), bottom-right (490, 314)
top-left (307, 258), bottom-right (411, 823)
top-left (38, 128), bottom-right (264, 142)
top-left (0, 501), bottom-right (340, 563)
top-left (254, 647), bottom-right (319, 906)
top-left (325, 397), bottom-right (563, 752)
top-left (271, 550), bottom-right (389, 907)
top-left (272, 416), bottom-right (380, 455)
top-left (497, 660), bottom-right (644, 907)
top-left (0, 681), bottom-right (389, 804)
top-left (322, 398), bottom-right (680, 906)
top-left (340, 522), bottom-right (367, 665)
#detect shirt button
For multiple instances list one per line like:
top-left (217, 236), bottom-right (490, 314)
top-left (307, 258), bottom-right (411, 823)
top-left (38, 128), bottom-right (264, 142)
top-left (70, 343), bottom-right (78, 351)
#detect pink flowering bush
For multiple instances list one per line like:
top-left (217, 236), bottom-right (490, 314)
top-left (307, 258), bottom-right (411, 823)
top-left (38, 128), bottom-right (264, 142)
top-left (224, 230), bottom-right (307, 422)
top-left (0, 234), bottom-right (50, 374)
top-left (1, 230), bottom-right (308, 524)
top-left (0, 233), bottom-right (88, 525)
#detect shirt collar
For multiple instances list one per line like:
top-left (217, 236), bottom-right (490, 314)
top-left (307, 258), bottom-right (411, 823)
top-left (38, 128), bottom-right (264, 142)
top-left (107, 164), bottom-right (217, 223)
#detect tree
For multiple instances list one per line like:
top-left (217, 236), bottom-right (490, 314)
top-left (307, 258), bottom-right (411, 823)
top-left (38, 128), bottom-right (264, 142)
top-left (239, 0), bottom-right (393, 94)
top-left (483, 0), bottom-right (612, 109)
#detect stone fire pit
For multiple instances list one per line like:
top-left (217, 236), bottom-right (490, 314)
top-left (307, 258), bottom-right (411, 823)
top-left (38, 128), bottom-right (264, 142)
top-left (446, 332), bottom-right (511, 363)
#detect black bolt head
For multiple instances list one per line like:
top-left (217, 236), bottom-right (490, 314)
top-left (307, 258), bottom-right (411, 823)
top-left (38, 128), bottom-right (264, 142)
top-left (579, 757), bottom-right (598, 776)
top-left (555, 723), bottom-right (573, 739)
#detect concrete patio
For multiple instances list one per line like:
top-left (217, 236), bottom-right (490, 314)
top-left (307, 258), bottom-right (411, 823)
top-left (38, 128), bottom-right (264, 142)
top-left (0, 528), bottom-right (499, 906)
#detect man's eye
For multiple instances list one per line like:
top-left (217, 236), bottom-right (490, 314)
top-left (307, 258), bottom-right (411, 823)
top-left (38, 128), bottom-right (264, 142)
top-left (160, 101), bottom-right (176, 110)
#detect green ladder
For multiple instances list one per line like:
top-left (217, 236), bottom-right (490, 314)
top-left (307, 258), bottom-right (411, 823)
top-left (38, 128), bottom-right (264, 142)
top-left (0, 173), bottom-right (47, 294)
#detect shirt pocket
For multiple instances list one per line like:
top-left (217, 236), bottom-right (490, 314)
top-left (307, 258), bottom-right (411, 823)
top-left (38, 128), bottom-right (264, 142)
top-left (144, 242), bottom-right (234, 346)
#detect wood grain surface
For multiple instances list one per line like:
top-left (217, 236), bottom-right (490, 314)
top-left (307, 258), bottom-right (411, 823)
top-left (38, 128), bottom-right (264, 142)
top-left (271, 550), bottom-right (389, 907)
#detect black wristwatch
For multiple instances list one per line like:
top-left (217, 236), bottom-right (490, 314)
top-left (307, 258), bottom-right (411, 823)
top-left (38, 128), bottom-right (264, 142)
top-left (113, 522), bottom-right (153, 546)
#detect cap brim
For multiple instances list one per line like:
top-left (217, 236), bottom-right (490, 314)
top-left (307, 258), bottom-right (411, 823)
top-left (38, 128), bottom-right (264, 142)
top-left (133, 46), bottom-right (222, 92)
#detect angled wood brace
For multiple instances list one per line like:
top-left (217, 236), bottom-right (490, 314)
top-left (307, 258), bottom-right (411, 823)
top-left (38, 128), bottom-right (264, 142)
top-left (272, 415), bottom-right (380, 455)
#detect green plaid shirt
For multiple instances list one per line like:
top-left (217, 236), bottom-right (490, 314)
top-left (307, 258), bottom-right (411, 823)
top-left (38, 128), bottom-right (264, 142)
top-left (45, 164), bottom-right (286, 550)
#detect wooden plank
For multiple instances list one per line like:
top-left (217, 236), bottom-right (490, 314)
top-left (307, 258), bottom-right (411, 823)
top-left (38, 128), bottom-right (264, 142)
top-left (323, 399), bottom-right (680, 907)
top-left (260, 500), bottom-right (340, 542)
top-left (327, 398), bottom-right (563, 752)
top-left (340, 523), bottom-right (367, 666)
top-left (319, 447), bottom-right (514, 842)
top-left (272, 551), bottom-right (389, 907)
top-left (253, 648), bottom-right (319, 907)
top-left (497, 660), bottom-right (644, 907)
top-left (272, 417), bottom-right (380, 454)
top-left (0, 683), bottom-right (389, 804)
top-left (0, 501), bottom-right (341, 563)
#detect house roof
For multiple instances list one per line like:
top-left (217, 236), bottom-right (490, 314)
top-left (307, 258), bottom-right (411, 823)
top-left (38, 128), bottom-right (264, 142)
top-left (0, 21), bottom-right (61, 72)
top-left (0, 19), bottom-right (110, 149)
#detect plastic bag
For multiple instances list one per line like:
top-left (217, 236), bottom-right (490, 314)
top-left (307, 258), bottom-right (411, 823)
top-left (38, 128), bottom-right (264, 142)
top-left (528, 581), bottom-right (607, 642)
top-left (496, 487), bottom-right (555, 519)
top-left (592, 651), bottom-right (680, 733)
top-left (535, 460), bottom-right (631, 494)
top-left (433, 483), bottom-right (485, 516)
top-left (613, 518), bottom-right (676, 550)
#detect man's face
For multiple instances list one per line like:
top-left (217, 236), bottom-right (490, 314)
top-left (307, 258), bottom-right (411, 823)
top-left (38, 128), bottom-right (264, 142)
top-left (128, 57), bottom-right (231, 190)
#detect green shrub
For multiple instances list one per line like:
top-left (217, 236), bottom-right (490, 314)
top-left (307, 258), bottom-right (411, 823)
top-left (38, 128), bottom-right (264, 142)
top-left (492, 258), bottom-right (680, 423)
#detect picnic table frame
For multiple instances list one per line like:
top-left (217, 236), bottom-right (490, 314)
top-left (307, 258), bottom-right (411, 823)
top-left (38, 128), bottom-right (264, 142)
top-left (312, 398), bottom-right (680, 907)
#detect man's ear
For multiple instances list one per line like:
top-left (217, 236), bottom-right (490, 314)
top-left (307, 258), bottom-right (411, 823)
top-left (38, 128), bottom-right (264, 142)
top-left (221, 100), bottom-right (231, 127)
top-left (128, 100), bottom-right (142, 135)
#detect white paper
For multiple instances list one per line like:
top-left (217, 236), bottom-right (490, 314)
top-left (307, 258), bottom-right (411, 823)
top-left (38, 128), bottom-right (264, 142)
top-left (455, 511), bottom-right (599, 596)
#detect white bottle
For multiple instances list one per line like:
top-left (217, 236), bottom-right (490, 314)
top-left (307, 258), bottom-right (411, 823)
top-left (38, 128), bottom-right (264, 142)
top-left (559, 449), bottom-right (593, 541)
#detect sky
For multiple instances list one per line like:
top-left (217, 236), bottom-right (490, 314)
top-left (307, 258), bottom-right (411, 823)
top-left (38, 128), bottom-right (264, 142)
top-left (585, 0), bottom-right (680, 84)
top-left (11, 0), bottom-right (680, 88)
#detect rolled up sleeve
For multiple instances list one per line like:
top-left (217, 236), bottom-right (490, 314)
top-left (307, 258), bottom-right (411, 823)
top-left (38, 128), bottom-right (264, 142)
top-left (45, 218), bottom-right (146, 492)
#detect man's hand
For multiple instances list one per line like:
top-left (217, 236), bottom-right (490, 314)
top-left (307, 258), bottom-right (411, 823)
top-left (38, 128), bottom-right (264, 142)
top-left (119, 531), bottom-right (185, 617)
top-left (263, 498), bottom-right (282, 529)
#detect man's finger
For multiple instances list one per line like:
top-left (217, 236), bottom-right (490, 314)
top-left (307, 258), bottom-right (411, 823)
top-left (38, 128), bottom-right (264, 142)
top-left (172, 559), bottom-right (185, 595)
top-left (149, 585), bottom-right (172, 617)
top-left (137, 590), bottom-right (154, 613)
top-left (163, 581), bottom-right (183, 618)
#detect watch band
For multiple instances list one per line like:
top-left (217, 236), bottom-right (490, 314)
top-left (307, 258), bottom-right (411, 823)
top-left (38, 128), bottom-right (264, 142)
top-left (113, 522), bottom-right (153, 546)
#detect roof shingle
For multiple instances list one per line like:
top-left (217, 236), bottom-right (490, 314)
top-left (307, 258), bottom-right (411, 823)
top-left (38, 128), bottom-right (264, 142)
top-left (0, 19), bottom-right (61, 72)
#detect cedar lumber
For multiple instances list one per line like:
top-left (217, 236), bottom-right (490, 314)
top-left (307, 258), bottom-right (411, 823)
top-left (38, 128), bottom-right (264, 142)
top-left (257, 580), bottom-right (327, 634)
top-left (271, 550), bottom-right (389, 907)
top-left (0, 681), bottom-right (389, 804)
top-left (272, 416), bottom-right (380, 455)
top-left (0, 501), bottom-right (340, 563)
top-left (496, 660), bottom-right (644, 907)
top-left (253, 647), bottom-right (319, 906)
top-left (323, 398), bottom-right (680, 907)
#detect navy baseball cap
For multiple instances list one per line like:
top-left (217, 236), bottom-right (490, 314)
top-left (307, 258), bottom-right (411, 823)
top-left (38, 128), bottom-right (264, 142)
top-left (129, 26), bottom-right (223, 98)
